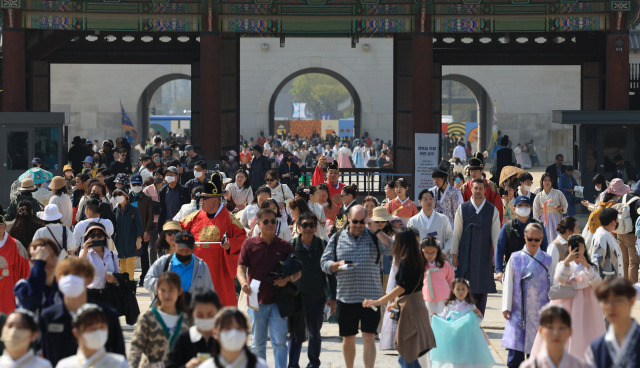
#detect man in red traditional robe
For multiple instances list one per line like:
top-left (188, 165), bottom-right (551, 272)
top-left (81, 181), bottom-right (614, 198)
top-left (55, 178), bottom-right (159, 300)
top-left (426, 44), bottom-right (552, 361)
top-left (312, 157), bottom-right (345, 205)
top-left (462, 153), bottom-right (504, 220)
top-left (181, 173), bottom-right (246, 306)
top-left (0, 214), bottom-right (30, 313)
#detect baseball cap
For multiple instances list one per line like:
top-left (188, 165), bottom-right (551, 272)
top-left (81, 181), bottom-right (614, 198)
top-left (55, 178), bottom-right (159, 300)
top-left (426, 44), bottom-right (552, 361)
top-left (167, 166), bottom-right (179, 174)
top-left (175, 231), bottom-right (195, 249)
top-left (32, 157), bottom-right (42, 164)
top-left (514, 195), bottom-right (532, 207)
top-left (130, 174), bottom-right (143, 185)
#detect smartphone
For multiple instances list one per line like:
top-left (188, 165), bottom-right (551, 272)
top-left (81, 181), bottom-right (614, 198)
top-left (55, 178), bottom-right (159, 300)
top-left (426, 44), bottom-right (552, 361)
top-left (570, 242), bottom-right (580, 252)
top-left (326, 156), bottom-right (334, 163)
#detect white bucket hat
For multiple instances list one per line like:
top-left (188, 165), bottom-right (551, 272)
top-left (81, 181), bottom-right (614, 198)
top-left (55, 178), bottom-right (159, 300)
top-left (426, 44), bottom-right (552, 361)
top-left (37, 204), bottom-right (63, 222)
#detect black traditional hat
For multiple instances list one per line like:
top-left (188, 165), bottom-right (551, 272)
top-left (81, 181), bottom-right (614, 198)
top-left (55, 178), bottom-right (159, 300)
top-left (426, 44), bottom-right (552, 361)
top-left (468, 152), bottom-right (484, 171)
top-left (202, 171), bottom-right (223, 197)
top-left (432, 160), bottom-right (451, 178)
top-left (327, 162), bottom-right (339, 172)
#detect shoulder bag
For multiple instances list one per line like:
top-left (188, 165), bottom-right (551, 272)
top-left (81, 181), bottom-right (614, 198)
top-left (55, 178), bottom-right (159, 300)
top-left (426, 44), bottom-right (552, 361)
top-left (46, 225), bottom-right (69, 260)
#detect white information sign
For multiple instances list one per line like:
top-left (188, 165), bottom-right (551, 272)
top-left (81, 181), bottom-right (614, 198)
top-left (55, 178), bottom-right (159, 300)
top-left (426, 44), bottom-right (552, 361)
top-left (414, 133), bottom-right (440, 199)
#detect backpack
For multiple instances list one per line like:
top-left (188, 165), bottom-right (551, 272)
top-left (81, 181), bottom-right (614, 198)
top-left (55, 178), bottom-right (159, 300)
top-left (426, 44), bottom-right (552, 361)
top-left (613, 194), bottom-right (640, 235)
top-left (332, 229), bottom-right (381, 265)
top-left (587, 201), bottom-right (616, 234)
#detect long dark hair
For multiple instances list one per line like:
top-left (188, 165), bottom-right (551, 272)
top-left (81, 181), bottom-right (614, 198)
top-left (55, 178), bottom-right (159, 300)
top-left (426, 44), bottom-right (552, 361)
top-left (156, 231), bottom-right (174, 255)
top-left (568, 235), bottom-right (595, 267)
top-left (8, 200), bottom-right (41, 254)
top-left (261, 199), bottom-right (281, 218)
top-left (156, 272), bottom-right (189, 314)
top-left (391, 229), bottom-right (426, 278)
top-left (445, 278), bottom-right (476, 306)
top-left (316, 184), bottom-right (333, 207)
top-left (420, 236), bottom-right (445, 268)
top-left (211, 308), bottom-right (257, 368)
top-left (540, 173), bottom-right (553, 190)
top-left (231, 169), bottom-right (251, 189)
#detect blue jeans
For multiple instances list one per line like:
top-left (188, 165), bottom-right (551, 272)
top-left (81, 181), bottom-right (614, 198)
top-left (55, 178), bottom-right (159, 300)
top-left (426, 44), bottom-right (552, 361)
top-left (398, 354), bottom-right (422, 368)
top-left (288, 300), bottom-right (324, 368)
top-left (248, 303), bottom-right (288, 368)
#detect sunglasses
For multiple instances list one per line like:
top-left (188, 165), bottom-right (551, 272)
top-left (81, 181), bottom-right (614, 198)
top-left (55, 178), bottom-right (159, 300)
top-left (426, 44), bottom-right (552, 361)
top-left (265, 178), bottom-right (275, 182)
top-left (526, 238), bottom-right (542, 242)
top-left (165, 230), bottom-right (178, 236)
top-left (375, 221), bottom-right (387, 224)
top-left (299, 222), bottom-right (317, 229)
top-left (351, 219), bottom-right (366, 224)
top-left (262, 219), bottom-right (277, 225)
top-left (87, 233), bottom-right (105, 239)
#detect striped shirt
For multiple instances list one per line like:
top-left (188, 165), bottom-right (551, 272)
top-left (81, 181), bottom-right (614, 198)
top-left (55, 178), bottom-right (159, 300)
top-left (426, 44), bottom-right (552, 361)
top-left (321, 229), bottom-right (392, 304)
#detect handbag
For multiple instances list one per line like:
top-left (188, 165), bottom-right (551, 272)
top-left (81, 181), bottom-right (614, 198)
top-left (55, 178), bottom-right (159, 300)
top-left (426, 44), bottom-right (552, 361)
top-left (548, 285), bottom-right (575, 300)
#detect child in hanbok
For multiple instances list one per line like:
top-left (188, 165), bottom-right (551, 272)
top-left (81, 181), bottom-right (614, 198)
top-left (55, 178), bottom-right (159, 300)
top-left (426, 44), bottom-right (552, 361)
top-left (421, 237), bottom-right (455, 315)
top-left (520, 305), bottom-right (590, 368)
top-left (530, 235), bottom-right (605, 358)
top-left (385, 178), bottom-right (418, 224)
top-left (430, 279), bottom-right (494, 368)
top-left (502, 181), bottom-right (517, 225)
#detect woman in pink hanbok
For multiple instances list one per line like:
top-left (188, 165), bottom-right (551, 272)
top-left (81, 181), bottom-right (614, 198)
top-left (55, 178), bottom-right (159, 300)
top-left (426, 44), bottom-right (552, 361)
top-left (530, 235), bottom-right (605, 358)
top-left (336, 143), bottom-right (353, 169)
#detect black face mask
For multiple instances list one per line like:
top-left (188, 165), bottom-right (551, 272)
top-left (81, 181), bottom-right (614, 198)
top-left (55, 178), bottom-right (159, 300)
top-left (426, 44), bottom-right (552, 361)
top-left (89, 239), bottom-right (106, 248)
top-left (176, 253), bottom-right (192, 263)
top-left (90, 193), bottom-right (101, 200)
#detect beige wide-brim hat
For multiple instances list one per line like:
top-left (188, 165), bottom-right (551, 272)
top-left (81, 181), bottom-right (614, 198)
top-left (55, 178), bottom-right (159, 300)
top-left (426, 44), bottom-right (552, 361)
top-left (162, 221), bottom-right (182, 232)
top-left (49, 176), bottom-right (66, 191)
top-left (371, 206), bottom-right (394, 222)
top-left (20, 178), bottom-right (36, 191)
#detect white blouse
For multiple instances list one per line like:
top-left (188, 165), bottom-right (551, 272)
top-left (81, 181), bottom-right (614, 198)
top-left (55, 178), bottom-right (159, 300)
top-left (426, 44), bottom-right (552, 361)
top-left (85, 248), bottom-right (120, 289)
top-left (0, 351), bottom-right (52, 368)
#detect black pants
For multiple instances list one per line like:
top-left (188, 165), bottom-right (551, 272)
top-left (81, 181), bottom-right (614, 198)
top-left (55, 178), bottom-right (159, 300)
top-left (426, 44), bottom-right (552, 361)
top-left (507, 349), bottom-right (527, 368)
top-left (139, 240), bottom-right (150, 284)
top-left (472, 293), bottom-right (488, 316)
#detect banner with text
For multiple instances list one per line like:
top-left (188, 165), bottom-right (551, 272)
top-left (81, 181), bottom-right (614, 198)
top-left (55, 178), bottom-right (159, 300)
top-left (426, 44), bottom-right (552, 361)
top-left (414, 133), bottom-right (440, 199)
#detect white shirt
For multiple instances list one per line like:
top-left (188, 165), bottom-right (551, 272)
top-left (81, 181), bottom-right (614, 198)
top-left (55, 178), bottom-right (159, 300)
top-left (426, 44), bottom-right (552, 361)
top-left (451, 202), bottom-right (501, 256)
top-left (240, 203), bottom-right (259, 230)
top-left (33, 225), bottom-right (78, 259)
top-left (452, 145), bottom-right (466, 161)
top-left (48, 193), bottom-right (73, 228)
top-left (0, 350), bottom-right (52, 368)
top-left (73, 218), bottom-right (114, 248)
top-left (55, 348), bottom-right (129, 368)
top-left (173, 200), bottom-right (199, 221)
top-left (471, 198), bottom-right (486, 214)
top-left (33, 186), bottom-right (52, 207)
top-left (406, 210), bottom-right (453, 256)
top-left (547, 235), bottom-right (567, 279)
top-left (85, 247), bottom-right (120, 289)
top-left (252, 219), bottom-right (292, 242)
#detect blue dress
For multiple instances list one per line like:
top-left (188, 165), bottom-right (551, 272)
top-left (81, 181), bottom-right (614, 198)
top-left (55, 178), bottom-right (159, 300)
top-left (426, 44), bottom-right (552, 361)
top-left (430, 301), bottom-right (494, 368)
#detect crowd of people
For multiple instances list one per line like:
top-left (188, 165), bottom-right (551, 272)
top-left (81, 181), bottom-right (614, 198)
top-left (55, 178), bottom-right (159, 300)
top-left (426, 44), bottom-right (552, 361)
top-left (0, 130), bottom-right (637, 368)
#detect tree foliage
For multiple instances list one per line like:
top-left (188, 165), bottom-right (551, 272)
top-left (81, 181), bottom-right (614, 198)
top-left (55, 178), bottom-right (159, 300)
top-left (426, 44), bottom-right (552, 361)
top-left (289, 73), bottom-right (353, 119)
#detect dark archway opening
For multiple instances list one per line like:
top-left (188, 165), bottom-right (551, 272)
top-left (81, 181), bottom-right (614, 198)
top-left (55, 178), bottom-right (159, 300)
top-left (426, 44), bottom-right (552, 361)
top-left (137, 73), bottom-right (191, 142)
top-left (268, 68), bottom-right (361, 140)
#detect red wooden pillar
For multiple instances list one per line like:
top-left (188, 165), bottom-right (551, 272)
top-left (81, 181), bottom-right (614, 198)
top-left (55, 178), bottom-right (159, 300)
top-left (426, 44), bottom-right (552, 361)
top-left (605, 12), bottom-right (630, 110)
top-left (3, 9), bottom-right (26, 112)
top-left (412, 32), bottom-right (434, 134)
top-left (200, 32), bottom-right (221, 160)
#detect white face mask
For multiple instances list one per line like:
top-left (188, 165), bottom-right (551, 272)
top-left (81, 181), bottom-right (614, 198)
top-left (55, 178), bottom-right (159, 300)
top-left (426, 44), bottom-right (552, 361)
top-left (194, 171), bottom-right (203, 179)
top-left (595, 185), bottom-right (602, 192)
top-left (218, 329), bottom-right (247, 352)
top-left (523, 185), bottom-right (531, 193)
top-left (115, 195), bottom-right (126, 204)
top-left (166, 176), bottom-right (176, 183)
top-left (131, 185), bottom-right (142, 194)
top-left (1, 327), bottom-right (31, 351)
top-left (82, 329), bottom-right (108, 350)
top-left (194, 317), bottom-right (216, 333)
top-left (515, 206), bottom-right (531, 218)
top-left (58, 275), bottom-right (85, 298)
top-left (228, 156), bottom-right (235, 161)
